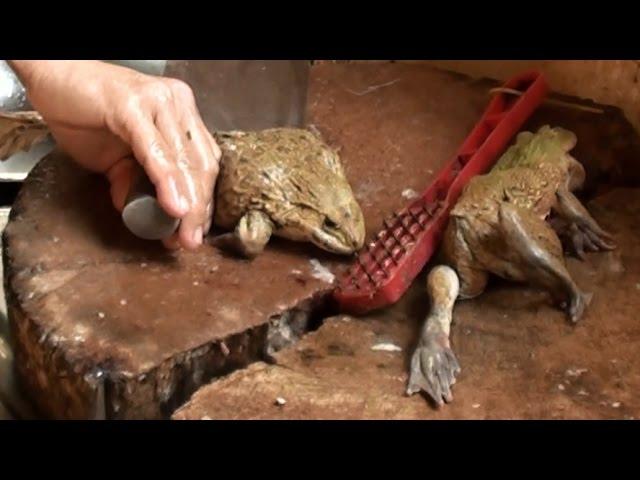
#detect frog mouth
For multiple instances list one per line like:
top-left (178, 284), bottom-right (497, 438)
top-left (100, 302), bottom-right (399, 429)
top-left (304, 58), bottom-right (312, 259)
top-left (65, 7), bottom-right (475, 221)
top-left (312, 229), bottom-right (354, 255)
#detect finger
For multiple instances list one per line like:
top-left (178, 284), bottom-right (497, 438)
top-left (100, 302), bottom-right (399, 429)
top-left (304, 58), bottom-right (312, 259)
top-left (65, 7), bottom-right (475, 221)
top-left (167, 77), bottom-right (222, 167)
top-left (171, 81), bottom-right (220, 242)
top-left (154, 107), bottom-right (198, 206)
top-left (125, 116), bottom-right (189, 219)
top-left (182, 122), bottom-right (219, 205)
top-left (181, 115), bottom-right (220, 184)
top-left (204, 201), bottom-right (213, 235)
top-left (162, 232), bottom-right (182, 250)
top-left (173, 176), bottom-right (206, 250)
top-left (193, 112), bottom-right (222, 164)
top-left (177, 221), bottom-right (204, 250)
top-left (178, 123), bottom-right (219, 250)
top-left (154, 81), bottom-right (219, 250)
top-left (191, 127), bottom-right (218, 238)
top-left (209, 131), bottom-right (222, 161)
top-left (154, 109), bottom-right (206, 250)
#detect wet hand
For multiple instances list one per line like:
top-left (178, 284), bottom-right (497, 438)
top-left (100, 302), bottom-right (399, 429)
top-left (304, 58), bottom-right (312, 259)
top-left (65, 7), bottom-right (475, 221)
top-left (9, 60), bottom-right (221, 250)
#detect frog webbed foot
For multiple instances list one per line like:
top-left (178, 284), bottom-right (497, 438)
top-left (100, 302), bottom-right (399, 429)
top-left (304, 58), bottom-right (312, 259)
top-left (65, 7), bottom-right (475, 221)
top-left (210, 210), bottom-right (273, 259)
top-left (407, 266), bottom-right (461, 407)
top-left (567, 223), bottom-right (615, 260)
top-left (553, 189), bottom-right (616, 260)
top-left (568, 291), bottom-right (593, 324)
top-left (549, 216), bottom-right (595, 260)
top-left (407, 334), bottom-right (461, 407)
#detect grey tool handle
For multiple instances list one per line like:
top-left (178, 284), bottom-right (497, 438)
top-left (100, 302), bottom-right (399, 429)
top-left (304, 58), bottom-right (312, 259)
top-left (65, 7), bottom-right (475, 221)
top-left (121, 164), bottom-right (180, 240)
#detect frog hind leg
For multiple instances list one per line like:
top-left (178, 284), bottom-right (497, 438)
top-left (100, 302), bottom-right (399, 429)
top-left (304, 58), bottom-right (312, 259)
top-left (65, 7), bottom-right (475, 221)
top-left (442, 217), bottom-right (490, 299)
top-left (497, 202), bottom-right (591, 323)
top-left (552, 187), bottom-right (616, 259)
top-left (407, 265), bottom-right (462, 406)
top-left (210, 210), bottom-right (273, 259)
top-left (407, 221), bottom-right (486, 406)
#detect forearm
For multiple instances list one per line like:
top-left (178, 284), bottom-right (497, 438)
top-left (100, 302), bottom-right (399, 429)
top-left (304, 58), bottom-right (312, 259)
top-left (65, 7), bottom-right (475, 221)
top-left (8, 60), bottom-right (104, 88)
top-left (7, 60), bottom-right (49, 89)
top-left (6, 61), bottom-right (124, 127)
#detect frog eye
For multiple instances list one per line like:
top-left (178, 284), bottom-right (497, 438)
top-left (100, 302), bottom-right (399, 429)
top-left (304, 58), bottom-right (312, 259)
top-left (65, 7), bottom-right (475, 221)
top-left (324, 218), bottom-right (338, 230)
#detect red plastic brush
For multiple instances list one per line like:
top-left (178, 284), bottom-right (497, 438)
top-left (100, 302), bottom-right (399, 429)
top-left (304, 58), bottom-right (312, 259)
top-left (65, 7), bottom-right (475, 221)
top-left (334, 71), bottom-right (549, 315)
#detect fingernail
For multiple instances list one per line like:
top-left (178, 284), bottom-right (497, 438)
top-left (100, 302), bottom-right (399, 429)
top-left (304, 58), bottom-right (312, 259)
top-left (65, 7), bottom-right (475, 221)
top-left (193, 226), bottom-right (203, 246)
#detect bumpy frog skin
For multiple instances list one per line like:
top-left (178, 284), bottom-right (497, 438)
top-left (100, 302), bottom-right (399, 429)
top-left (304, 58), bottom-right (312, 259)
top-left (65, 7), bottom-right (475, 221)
top-left (407, 125), bottom-right (615, 406)
top-left (211, 128), bottom-right (365, 258)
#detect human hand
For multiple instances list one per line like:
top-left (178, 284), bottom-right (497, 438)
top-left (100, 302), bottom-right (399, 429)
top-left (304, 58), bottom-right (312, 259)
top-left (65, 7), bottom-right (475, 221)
top-left (8, 60), bottom-right (221, 250)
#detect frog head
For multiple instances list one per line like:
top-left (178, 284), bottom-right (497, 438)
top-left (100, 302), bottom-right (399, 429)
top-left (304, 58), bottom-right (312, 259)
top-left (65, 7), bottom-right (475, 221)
top-left (265, 130), bottom-right (366, 255)
top-left (308, 174), bottom-right (366, 255)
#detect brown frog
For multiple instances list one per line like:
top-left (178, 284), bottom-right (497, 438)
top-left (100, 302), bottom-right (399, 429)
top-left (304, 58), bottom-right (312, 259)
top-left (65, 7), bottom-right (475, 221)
top-left (406, 125), bottom-right (615, 406)
top-left (211, 128), bottom-right (365, 257)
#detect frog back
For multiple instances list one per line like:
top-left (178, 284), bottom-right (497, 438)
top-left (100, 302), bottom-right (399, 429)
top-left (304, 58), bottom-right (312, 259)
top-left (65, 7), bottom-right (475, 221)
top-left (451, 152), bottom-right (569, 222)
top-left (493, 126), bottom-right (576, 172)
top-left (213, 128), bottom-right (349, 230)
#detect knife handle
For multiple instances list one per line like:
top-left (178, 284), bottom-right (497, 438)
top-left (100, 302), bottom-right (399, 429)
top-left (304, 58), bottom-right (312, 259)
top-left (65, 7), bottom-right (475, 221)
top-left (121, 163), bottom-right (180, 240)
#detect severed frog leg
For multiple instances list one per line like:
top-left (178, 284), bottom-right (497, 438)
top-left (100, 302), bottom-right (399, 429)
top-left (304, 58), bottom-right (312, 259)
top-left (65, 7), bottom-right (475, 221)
top-left (211, 210), bottom-right (274, 258)
top-left (407, 265), bottom-right (461, 406)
